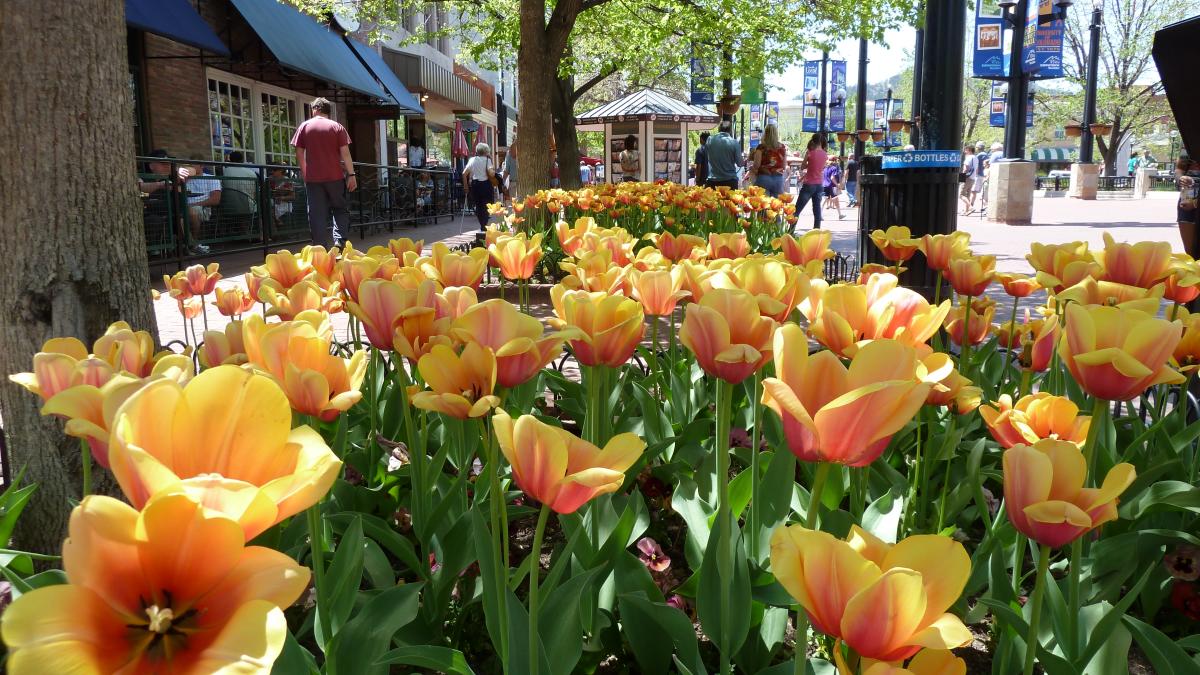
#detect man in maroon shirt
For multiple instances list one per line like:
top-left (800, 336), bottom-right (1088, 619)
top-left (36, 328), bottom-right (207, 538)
top-left (290, 97), bottom-right (357, 248)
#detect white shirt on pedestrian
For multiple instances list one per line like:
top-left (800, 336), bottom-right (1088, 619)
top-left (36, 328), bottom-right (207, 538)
top-left (464, 156), bottom-right (493, 181)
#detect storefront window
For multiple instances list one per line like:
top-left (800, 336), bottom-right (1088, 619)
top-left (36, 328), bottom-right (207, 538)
top-left (207, 69), bottom-right (310, 166)
top-left (427, 129), bottom-right (451, 167)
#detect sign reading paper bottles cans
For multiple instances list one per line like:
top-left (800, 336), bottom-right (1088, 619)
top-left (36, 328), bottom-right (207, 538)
top-left (1021, 0), bottom-right (1065, 79)
top-left (829, 60), bottom-right (847, 132)
top-left (801, 61), bottom-right (820, 132)
top-left (973, 0), bottom-right (1007, 78)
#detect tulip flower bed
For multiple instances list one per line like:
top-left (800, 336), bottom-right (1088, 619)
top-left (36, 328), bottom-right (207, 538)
top-left (4, 182), bottom-right (1200, 674)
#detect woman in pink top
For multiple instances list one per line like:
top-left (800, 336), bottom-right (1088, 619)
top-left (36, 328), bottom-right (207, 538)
top-left (792, 134), bottom-right (828, 232)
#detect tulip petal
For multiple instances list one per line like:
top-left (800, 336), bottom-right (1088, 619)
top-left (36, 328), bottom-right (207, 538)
top-left (137, 494), bottom-right (246, 611)
top-left (1, 585), bottom-right (128, 674)
top-left (906, 613), bottom-right (975, 652)
top-left (258, 426), bottom-right (342, 526)
top-left (61, 496), bottom-right (145, 617)
top-left (769, 526), bottom-right (881, 639)
top-left (840, 568), bottom-right (927, 660)
top-left (1024, 500), bottom-right (1093, 527)
top-left (186, 600), bottom-right (288, 673)
top-left (882, 535), bottom-right (971, 628)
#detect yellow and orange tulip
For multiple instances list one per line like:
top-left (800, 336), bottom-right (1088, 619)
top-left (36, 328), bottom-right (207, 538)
top-left (770, 524), bottom-right (972, 661)
top-left (259, 279), bottom-right (342, 320)
top-left (251, 250), bottom-right (315, 290)
top-left (707, 232), bottom-right (751, 260)
top-left (242, 314), bottom-right (367, 421)
top-left (198, 320), bottom-right (248, 369)
top-left (1027, 241), bottom-right (1101, 293)
top-left (996, 272), bottom-right (1040, 298)
top-left (774, 230), bottom-right (835, 267)
top-left (163, 262), bottom-right (222, 299)
top-left (801, 274), bottom-right (950, 358)
top-left (450, 299), bottom-right (568, 388)
top-left (415, 243), bottom-right (489, 289)
top-left (410, 342), bottom-right (501, 419)
top-left (214, 286), bottom-right (255, 317)
top-left (917, 232), bottom-right (971, 273)
top-left (490, 232), bottom-right (544, 281)
top-left (869, 226), bottom-right (920, 263)
top-left (762, 328), bottom-right (936, 466)
top-left (107, 365), bottom-right (341, 540)
top-left (549, 287), bottom-right (645, 368)
top-left (1059, 302), bottom-right (1183, 400)
top-left (654, 231), bottom-right (706, 262)
top-left (944, 298), bottom-right (994, 347)
top-left (630, 266), bottom-right (690, 317)
top-left (1098, 232), bottom-right (1173, 289)
top-left (944, 254), bottom-right (996, 297)
top-left (680, 288), bottom-right (776, 384)
top-left (979, 393), bottom-right (1091, 448)
top-left (493, 410), bottom-right (645, 514)
top-left (556, 217), bottom-right (596, 256)
top-left (1003, 439), bottom-right (1135, 548)
top-left (0, 493), bottom-right (308, 674)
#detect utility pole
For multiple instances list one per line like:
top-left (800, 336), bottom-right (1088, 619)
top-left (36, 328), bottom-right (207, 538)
top-left (1003, 0), bottom-right (1030, 159)
top-left (1079, 2), bottom-right (1103, 163)
top-left (855, 38), bottom-right (868, 158)
top-left (818, 50), bottom-right (829, 136)
top-left (911, 26), bottom-right (925, 148)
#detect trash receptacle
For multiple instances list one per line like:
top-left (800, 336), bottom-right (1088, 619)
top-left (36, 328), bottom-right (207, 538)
top-left (857, 150), bottom-right (962, 298)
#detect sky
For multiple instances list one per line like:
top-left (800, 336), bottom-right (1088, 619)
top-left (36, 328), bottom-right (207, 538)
top-left (767, 27), bottom-right (918, 104)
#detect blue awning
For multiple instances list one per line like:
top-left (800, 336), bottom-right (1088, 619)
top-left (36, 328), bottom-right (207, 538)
top-left (229, 0), bottom-right (388, 99)
top-left (346, 39), bottom-right (424, 115)
top-left (125, 0), bottom-right (229, 55)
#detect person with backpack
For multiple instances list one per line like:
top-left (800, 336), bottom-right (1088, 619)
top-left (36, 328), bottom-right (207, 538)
top-left (960, 145), bottom-right (985, 215)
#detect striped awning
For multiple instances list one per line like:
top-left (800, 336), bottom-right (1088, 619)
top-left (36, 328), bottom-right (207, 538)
top-left (1030, 147), bottom-right (1073, 162)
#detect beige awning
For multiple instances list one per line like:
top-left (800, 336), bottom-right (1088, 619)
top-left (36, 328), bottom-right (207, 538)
top-left (383, 49), bottom-right (481, 113)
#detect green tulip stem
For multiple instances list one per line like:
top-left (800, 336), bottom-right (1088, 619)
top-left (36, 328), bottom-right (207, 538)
top-left (714, 378), bottom-right (735, 675)
top-left (306, 502), bottom-right (333, 649)
top-left (1065, 396), bottom-right (1108, 660)
top-left (1019, 369), bottom-right (1032, 398)
top-left (960, 295), bottom-right (973, 377)
top-left (479, 417), bottom-right (510, 665)
top-left (1023, 544), bottom-right (1052, 675)
top-left (528, 503), bottom-right (552, 675)
top-left (650, 317), bottom-right (660, 382)
top-left (199, 296), bottom-right (209, 333)
top-left (1003, 295), bottom-right (1020, 392)
top-left (79, 438), bottom-right (92, 500)
top-left (1012, 533), bottom-right (1027, 597)
top-left (795, 461), bottom-right (832, 675)
top-left (749, 370), bottom-right (763, 557)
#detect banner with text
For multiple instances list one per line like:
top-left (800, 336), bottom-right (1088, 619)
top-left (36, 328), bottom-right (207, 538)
top-left (973, 0), bottom-right (1006, 78)
top-left (989, 83), bottom-right (1034, 128)
top-left (872, 98), bottom-right (905, 147)
top-left (689, 50), bottom-right (714, 105)
top-left (1021, 0), bottom-right (1064, 78)
top-left (802, 61), bottom-right (820, 132)
top-left (829, 60), bottom-right (847, 132)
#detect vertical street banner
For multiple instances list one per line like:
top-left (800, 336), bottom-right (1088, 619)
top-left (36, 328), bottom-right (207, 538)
top-left (801, 61), bottom-right (820, 132)
top-left (1021, 0), bottom-right (1065, 78)
top-left (973, 0), bottom-right (1006, 78)
top-left (689, 50), bottom-right (714, 105)
top-left (990, 82), bottom-right (1006, 127)
top-left (829, 60), bottom-right (847, 132)
top-left (748, 102), bottom-right (780, 149)
top-left (872, 98), bottom-right (886, 131)
top-left (889, 99), bottom-right (905, 147)
top-left (989, 83), bottom-right (1034, 128)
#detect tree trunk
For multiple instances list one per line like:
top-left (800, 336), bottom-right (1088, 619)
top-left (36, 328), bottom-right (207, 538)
top-left (515, 0), bottom-right (554, 199)
top-left (0, 1), bottom-right (157, 554)
top-left (552, 76), bottom-right (582, 190)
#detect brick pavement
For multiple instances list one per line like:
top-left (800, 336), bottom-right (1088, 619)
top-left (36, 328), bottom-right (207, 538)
top-left (151, 195), bottom-right (1183, 348)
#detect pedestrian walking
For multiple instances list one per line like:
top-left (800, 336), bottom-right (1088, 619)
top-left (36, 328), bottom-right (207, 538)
top-left (704, 121), bottom-right (744, 189)
top-left (290, 97), bottom-right (355, 248)
top-left (749, 122), bottom-right (788, 197)
top-left (693, 132), bottom-right (710, 186)
top-left (844, 153), bottom-right (859, 206)
top-left (792, 134), bottom-right (828, 231)
top-left (462, 142), bottom-right (498, 231)
top-left (821, 157), bottom-right (843, 219)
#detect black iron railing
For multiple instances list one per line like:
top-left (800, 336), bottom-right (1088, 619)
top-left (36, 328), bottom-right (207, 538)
top-left (1034, 176), bottom-right (1070, 191)
top-left (1097, 176), bottom-right (1135, 191)
top-left (138, 156), bottom-right (461, 271)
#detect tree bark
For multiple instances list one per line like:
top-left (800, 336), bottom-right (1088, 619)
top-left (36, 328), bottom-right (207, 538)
top-left (0, 1), bottom-right (157, 553)
top-left (552, 76), bottom-right (583, 190)
top-left (516, 0), bottom-right (581, 198)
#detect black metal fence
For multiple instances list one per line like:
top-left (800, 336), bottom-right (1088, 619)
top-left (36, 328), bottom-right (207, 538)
top-left (1097, 176), bottom-right (1135, 191)
top-left (1034, 176), bottom-right (1070, 191)
top-left (138, 155), bottom-right (461, 270)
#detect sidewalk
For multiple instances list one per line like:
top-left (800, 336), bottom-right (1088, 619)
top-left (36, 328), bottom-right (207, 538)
top-left (152, 195), bottom-right (1183, 347)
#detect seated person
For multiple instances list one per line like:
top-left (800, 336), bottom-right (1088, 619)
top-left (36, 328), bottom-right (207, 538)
top-left (269, 167), bottom-right (297, 228)
top-left (222, 151), bottom-right (260, 212)
top-left (143, 149), bottom-right (209, 254)
top-left (186, 165), bottom-right (221, 250)
top-left (416, 172), bottom-right (434, 217)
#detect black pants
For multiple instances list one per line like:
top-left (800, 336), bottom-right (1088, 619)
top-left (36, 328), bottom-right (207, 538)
top-left (304, 180), bottom-right (347, 248)
top-left (705, 178), bottom-right (739, 189)
top-left (469, 179), bottom-right (494, 230)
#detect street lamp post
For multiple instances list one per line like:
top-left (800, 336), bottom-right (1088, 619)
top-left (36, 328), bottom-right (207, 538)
top-left (999, 0), bottom-right (1074, 159)
top-left (1079, 1), bottom-right (1103, 163)
top-left (855, 38), bottom-right (868, 158)
top-left (818, 50), bottom-right (829, 136)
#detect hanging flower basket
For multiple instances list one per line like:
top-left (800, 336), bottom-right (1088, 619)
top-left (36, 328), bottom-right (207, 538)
top-left (717, 95), bottom-right (742, 117)
top-left (836, 131), bottom-right (852, 143)
top-left (888, 118), bottom-right (907, 132)
top-left (871, 130), bottom-right (886, 142)
top-left (1089, 123), bottom-right (1113, 137)
top-left (855, 129), bottom-right (872, 142)
top-left (1064, 124), bottom-right (1083, 138)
